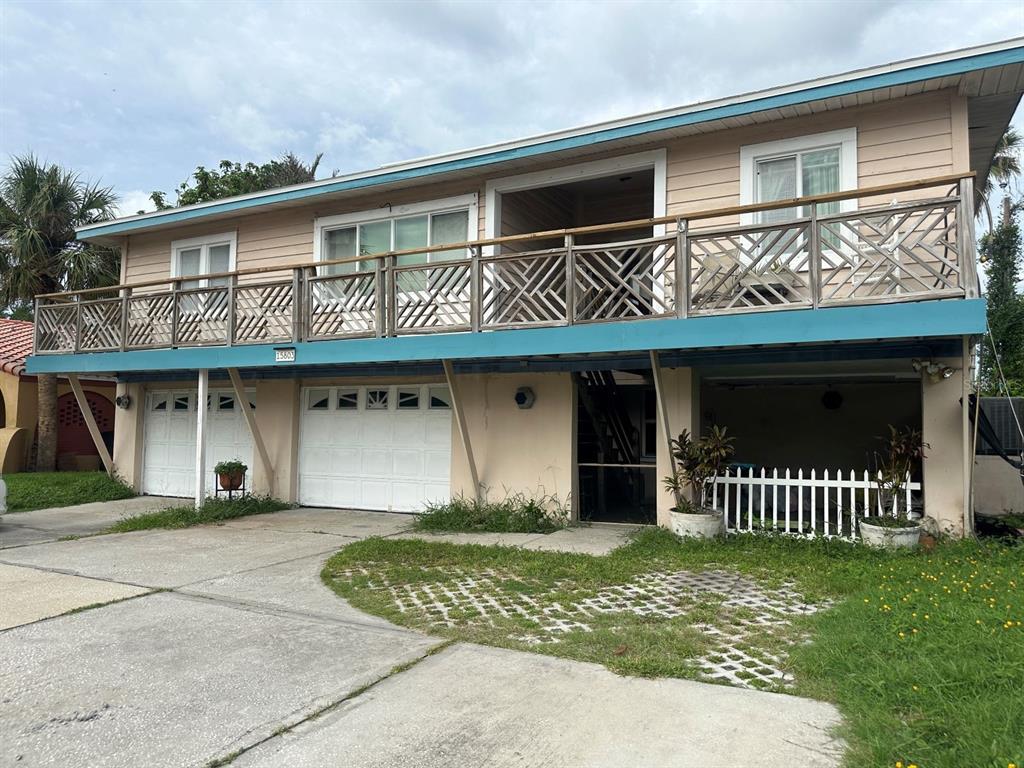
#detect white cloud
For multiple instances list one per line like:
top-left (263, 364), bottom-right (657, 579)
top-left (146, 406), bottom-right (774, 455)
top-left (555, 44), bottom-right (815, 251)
top-left (2, 0), bottom-right (1022, 197)
top-left (115, 190), bottom-right (157, 218)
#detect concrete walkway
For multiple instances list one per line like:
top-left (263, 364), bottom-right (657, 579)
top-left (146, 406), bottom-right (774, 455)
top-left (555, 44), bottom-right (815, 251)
top-left (0, 495), bottom-right (179, 549)
top-left (0, 506), bottom-right (843, 767)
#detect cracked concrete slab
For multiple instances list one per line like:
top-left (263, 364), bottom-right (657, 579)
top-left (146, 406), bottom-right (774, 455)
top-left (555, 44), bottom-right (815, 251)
top-left (519, 525), bottom-right (636, 555)
top-left (0, 563), bottom-right (150, 630)
top-left (180, 552), bottom-right (395, 629)
top-left (0, 496), bottom-right (179, 549)
top-left (0, 591), bottom-right (437, 768)
top-left (222, 507), bottom-right (414, 538)
top-left (237, 642), bottom-right (844, 768)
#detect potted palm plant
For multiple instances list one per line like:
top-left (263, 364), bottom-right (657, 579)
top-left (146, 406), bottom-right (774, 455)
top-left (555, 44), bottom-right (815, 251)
top-left (859, 425), bottom-right (928, 548)
top-left (663, 426), bottom-right (735, 539)
top-left (214, 459), bottom-right (248, 492)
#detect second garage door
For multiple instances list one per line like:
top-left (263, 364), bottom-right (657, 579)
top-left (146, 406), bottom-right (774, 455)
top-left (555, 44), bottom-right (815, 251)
top-left (142, 389), bottom-right (255, 497)
top-left (298, 384), bottom-right (452, 512)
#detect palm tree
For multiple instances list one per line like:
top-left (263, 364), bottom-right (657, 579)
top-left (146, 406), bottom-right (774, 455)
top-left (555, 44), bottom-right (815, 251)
top-left (0, 155), bottom-right (119, 471)
top-left (979, 127), bottom-right (1022, 231)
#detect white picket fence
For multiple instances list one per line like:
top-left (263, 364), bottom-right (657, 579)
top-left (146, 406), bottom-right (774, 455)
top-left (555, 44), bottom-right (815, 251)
top-left (708, 467), bottom-right (922, 539)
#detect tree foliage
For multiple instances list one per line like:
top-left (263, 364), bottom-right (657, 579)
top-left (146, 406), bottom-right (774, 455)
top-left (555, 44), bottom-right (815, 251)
top-left (148, 152), bottom-right (323, 211)
top-left (0, 154), bottom-right (120, 472)
top-left (979, 128), bottom-right (1022, 232)
top-left (0, 154), bottom-right (120, 311)
top-left (979, 207), bottom-right (1024, 396)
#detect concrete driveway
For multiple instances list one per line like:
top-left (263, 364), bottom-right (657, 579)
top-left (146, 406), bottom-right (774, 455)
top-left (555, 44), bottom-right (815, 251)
top-left (0, 504), bottom-right (844, 767)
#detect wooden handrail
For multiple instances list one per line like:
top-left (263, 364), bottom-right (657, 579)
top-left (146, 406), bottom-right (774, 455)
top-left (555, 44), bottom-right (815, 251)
top-left (39, 171), bottom-right (973, 300)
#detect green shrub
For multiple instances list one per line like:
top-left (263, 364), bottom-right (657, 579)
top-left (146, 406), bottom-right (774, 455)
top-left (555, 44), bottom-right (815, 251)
top-left (414, 493), bottom-right (568, 534)
top-left (107, 495), bottom-right (291, 532)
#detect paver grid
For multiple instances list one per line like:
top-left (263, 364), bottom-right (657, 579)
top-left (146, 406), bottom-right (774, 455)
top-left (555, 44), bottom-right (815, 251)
top-left (332, 564), bottom-right (831, 691)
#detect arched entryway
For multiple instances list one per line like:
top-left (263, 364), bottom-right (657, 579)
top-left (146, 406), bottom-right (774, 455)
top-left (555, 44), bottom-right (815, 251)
top-left (57, 391), bottom-right (114, 460)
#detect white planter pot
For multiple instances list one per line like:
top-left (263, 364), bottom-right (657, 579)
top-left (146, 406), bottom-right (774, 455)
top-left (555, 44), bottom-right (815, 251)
top-left (859, 519), bottom-right (921, 549)
top-left (669, 509), bottom-right (725, 539)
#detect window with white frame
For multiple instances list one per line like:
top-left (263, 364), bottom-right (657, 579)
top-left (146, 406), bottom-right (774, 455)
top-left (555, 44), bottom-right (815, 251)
top-left (171, 231), bottom-right (237, 288)
top-left (739, 129), bottom-right (857, 224)
top-left (313, 195), bottom-right (477, 277)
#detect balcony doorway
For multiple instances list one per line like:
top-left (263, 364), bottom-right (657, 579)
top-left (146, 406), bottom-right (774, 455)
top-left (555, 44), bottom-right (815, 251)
top-left (496, 168), bottom-right (655, 250)
top-left (576, 370), bottom-right (657, 524)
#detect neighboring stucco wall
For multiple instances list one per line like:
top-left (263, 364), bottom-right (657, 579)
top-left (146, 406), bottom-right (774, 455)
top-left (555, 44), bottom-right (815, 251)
top-left (974, 455), bottom-right (1024, 516)
top-left (921, 353), bottom-right (969, 536)
top-left (450, 372), bottom-right (574, 510)
top-left (119, 90), bottom-right (966, 287)
top-left (656, 367), bottom-right (698, 527)
top-left (0, 373), bottom-right (114, 473)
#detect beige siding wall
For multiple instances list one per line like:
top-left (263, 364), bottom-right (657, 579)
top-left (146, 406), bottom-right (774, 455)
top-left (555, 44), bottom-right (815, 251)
top-left (122, 90), bottom-right (967, 285)
top-left (666, 90), bottom-right (964, 227)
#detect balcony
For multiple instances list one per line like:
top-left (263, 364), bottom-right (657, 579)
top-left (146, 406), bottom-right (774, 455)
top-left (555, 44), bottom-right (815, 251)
top-left (33, 174), bottom-right (978, 356)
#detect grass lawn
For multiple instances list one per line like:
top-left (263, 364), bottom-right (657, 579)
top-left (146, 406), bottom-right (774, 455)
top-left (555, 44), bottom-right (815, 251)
top-left (105, 495), bottom-right (292, 532)
top-left (2, 471), bottom-right (135, 513)
top-left (322, 529), bottom-right (1024, 768)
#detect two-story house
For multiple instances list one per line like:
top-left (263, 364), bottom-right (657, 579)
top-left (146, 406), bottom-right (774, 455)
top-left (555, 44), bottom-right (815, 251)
top-left (28, 39), bottom-right (1024, 537)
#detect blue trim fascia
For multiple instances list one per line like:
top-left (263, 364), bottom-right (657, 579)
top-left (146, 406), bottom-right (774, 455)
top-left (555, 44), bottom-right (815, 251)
top-left (26, 299), bottom-right (985, 376)
top-left (80, 47), bottom-right (1024, 240)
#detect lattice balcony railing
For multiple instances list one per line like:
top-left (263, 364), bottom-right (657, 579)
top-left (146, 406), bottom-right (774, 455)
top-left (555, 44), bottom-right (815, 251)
top-left (33, 174), bottom-right (977, 354)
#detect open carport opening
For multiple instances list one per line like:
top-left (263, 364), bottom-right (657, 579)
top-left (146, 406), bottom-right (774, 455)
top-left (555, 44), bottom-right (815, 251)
top-left (700, 376), bottom-right (922, 475)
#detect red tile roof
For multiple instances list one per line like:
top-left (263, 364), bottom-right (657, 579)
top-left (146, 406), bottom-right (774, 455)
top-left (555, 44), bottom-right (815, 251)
top-left (0, 319), bottom-right (35, 377)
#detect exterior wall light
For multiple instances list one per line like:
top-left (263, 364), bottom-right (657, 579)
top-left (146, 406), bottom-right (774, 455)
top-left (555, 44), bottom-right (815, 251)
top-left (514, 386), bottom-right (535, 409)
top-left (115, 394), bottom-right (132, 410)
top-left (911, 359), bottom-right (957, 383)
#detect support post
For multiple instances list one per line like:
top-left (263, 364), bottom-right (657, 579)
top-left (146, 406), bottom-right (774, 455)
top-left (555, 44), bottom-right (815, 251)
top-left (470, 245), bottom-right (481, 333)
top-left (442, 359), bottom-right (480, 500)
top-left (226, 275), bottom-right (236, 346)
top-left (564, 234), bottom-right (575, 325)
top-left (962, 336), bottom-right (973, 536)
top-left (67, 374), bottom-right (114, 476)
top-left (957, 176), bottom-right (979, 298)
top-left (675, 218), bottom-right (688, 318)
top-left (291, 268), bottom-right (302, 342)
top-left (649, 350), bottom-right (678, 481)
top-left (119, 287), bottom-right (131, 351)
top-left (227, 367), bottom-right (274, 497)
top-left (195, 368), bottom-right (208, 508)
top-left (808, 205), bottom-right (821, 309)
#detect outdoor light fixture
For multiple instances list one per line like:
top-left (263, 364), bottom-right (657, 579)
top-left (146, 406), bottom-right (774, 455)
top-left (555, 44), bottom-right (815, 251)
top-left (115, 394), bottom-right (131, 410)
top-left (821, 390), bottom-right (843, 410)
top-left (911, 359), bottom-right (957, 383)
top-left (514, 386), bottom-right (535, 409)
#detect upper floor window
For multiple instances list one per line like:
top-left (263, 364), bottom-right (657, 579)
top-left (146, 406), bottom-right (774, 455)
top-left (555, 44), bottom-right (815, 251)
top-left (313, 194), bottom-right (477, 276)
top-left (739, 129), bottom-right (857, 225)
top-left (171, 231), bottom-right (237, 288)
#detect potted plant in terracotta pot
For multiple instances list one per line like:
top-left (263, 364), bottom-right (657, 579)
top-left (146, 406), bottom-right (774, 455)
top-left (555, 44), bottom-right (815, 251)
top-left (663, 426), bottom-right (735, 539)
top-left (859, 425), bottom-right (928, 549)
top-left (214, 459), bottom-right (248, 492)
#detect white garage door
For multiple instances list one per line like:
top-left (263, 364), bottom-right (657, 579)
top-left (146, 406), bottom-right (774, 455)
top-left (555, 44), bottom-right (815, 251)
top-left (298, 384), bottom-right (452, 512)
top-left (142, 389), bottom-right (255, 497)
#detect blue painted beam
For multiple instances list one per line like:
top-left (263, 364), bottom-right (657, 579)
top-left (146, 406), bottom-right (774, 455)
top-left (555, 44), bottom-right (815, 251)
top-left (25, 299), bottom-right (985, 376)
top-left (79, 46), bottom-right (1024, 240)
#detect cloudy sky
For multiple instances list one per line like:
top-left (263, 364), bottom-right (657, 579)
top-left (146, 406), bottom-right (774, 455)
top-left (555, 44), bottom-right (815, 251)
top-left (2, 0), bottom-right (1022, 215)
